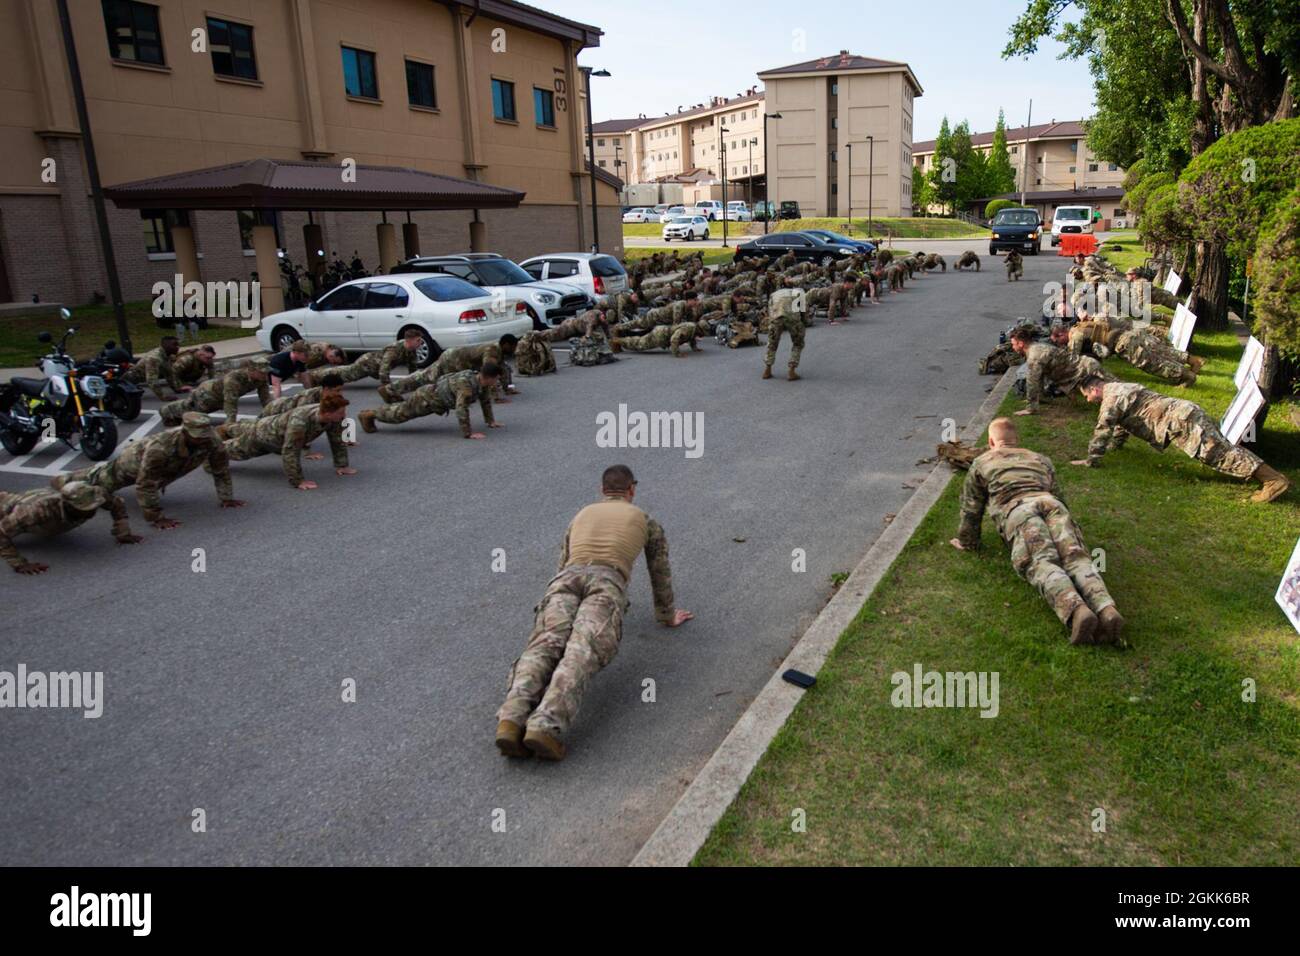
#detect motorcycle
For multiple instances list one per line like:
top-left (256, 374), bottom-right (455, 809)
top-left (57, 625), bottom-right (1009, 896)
top-left (83, 341), bottom-right (144, 423)
top-left (0, 313), bottom-right (119, 460)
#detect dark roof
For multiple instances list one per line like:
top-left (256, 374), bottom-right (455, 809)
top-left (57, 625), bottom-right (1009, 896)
top-left (914, 120), bottom-right (1087, 153)
top-left (592, 118), bottom-right (643, 134)
top-left (632, 92), bottom-right (766, 128)
top-left (979, 186), bottom-right (1126, 203)
top-left (473, 0), bottom-right (601, 46)
top-left (587, 161), bottom-right (623, 190)
top-left (104, 159), bottom-right (525, 211)
top-left (760, 53), bottom-right (908, 75)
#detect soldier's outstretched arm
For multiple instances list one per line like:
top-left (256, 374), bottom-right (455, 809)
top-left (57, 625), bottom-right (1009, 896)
top-left (1084, 404), bottom-right (1120, 466)
top-left (281, 422), bottom-right (309, 487)
top-left (135, 441), bottom-right (173, 523)
top-left (557, 527), bottom-right (571, 574)
top-left (223, 381), bottom-right (241, 423)
top-left (1024, 356), bottom-right (1044, 411)
top-left (102, 493), bottom-right (140, 543)
top-left (644, 519), bottom-right (682, 625)
top-left (455, 384), bottom-right (475, 438)
top-left (0, 513), bottom-right (32, 570)
top-left (325, 423), bottom-right (350, 469)
top-left (955, 468), bottom-right (988, 551)
top-left (378, 348), bottom-right (396, 384)
top-left (204, 443), bottom-right (237, 506)
top-left (479, 389), bottom-right (497, 428)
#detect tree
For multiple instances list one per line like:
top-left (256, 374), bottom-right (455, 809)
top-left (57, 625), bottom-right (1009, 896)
top-left (1252, 186), bottom-right (1300, 357)
top-left (987, 109), bottom-right (1019, 195)
top-left (1123, 170), bottom-right (1174, 219)
top-left (928, 117), bottom-right (955, 213)
top-left (985, 198), bottom-right (1018, 219)
top-left (948, 120), bottom-right (985, 209)
top-left (912, 165), bottom-right (935, 212)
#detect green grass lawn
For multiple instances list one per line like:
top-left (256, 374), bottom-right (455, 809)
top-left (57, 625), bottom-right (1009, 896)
top-left (696, 328), bottom-right (1300, 866)
top-left (623, 221), bottom-right (757, 239)
top-left (0, 300), bottom-right (250, 369)
top-left (622, 247), bottom-right (735, 268)
top-left (1097, 229), bottom-right (1147, 273)
top-left (772, 217), bottom-right (990, 240)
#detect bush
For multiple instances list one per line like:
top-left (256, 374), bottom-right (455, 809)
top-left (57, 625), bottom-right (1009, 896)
top-left (984, 198), bottom-right (1018, 220)
top-left (1252, 185), bottom-right (1300, 355)
top-left (1121, 158), bottom-right (1148, 194)
top-left (1125, 171), bottom-right (1174, 219)
top-left (1176, 118), bottom-right (1300, 260)
top-left (1142, 182), bottom-right (1189, 247)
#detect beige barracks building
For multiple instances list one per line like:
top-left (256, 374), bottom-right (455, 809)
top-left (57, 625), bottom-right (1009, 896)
top-left (0, 0), bottom-right (621, 308)
top-left (759, 52), bottom-right (922, 219)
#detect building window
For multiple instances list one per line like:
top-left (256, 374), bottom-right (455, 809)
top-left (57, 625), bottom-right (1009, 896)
top-left (831, 82), bottom-right (839, 95)
top-left (1114, 208), bottom-right (1126, 217)
top-left (533, 88), bottom-right (556, 128)
top-left (341, 46), bottom-right (378, 99)
top-left (598, 160), bottom-right (606, 168)
top-left (206, 16), bottom-right (256, 80)
top-left (237, 209), bottom-right (281, 251)
top-left (1011, 145), bottom-right (1018, 154)
top-left (1069, 165), bottom-right (1077, 173)
top-left (597, 138), bottom-right (606, 147)
top-left (1108, 163), bottom-right (1118, 171)
top-left (492, 78), bottom-right (516, 121)
top-left (405, 60), bottom-right (436, 109)
top-left (831, 183), bottom-right (838, 194)
top-left (141, 209), bottom-right (187, 255)
top-left (1088, 163), bottom-right (1098, 172)
top-left (1069, 141), bottom-right (1077, 153)
top-left (102, 0), bottom-right (164, 65)
top-left (831, 117), bottom-right (838, 128)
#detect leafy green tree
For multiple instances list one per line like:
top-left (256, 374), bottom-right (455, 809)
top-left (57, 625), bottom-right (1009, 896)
top-left (985, 198), bottom-right (1018, 219)
top-left (1123, 170), bottom-right (1173, 218)
top-left (911, 165), bottom-right (935, 212)
top-left (986, 110), bottom-right (1018, 195)
top-left (1252, 186), bottom-right (1300, 357)
top-left (928, 117), bottom-right (955, 213)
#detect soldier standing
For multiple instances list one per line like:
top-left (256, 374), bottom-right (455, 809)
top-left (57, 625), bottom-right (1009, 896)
top-left (763, 287), bottom-right (806, 380)
top-left (1074, 377), bottom-right (1291, 502)
top-left (1, 482), bottom-right (142, 574)
top-left (221, 394), bottom-right (354, 490)
top-left (495, 465), bottom-right (693, 760)
top-left (53, 412), bottom-right (241, 529)
top-left (1005, 249), bottom-right (1024, 282)
top-left (359, 366), bottom-right (501, 439)
top-left (950, 418), bottom-right (1123, 646)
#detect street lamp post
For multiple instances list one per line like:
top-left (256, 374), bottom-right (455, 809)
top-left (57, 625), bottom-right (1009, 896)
top-left (720, 126), bottom-right (730, 247)
top-left (747, 137), bottom-right (757, 212)
top-left (762, 112), bottom-right (782, 233)
top-left (865, 134), bottom-right (874, 239)
top-left (580, 66), bottom-right (611, 252)
top-left (846, 142), bottom-right (852, 231)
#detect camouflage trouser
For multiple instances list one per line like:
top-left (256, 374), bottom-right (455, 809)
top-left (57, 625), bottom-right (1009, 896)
top-left (328, 356), bottom-right (380, 384)
top-left (61, 459), bottom-right (127, 493)
top-left (765, 314), bottom-right (805, 369)
top-left (1007, 262), bottom-right (1023, 281)
top-left (1165, 406), bottom-right (1262, 479)
top-left (220, 421), bottom-right (275, 461)
top-left (373, 386), bottom-right (451, 424)
top-left (1117, 331), bottom-right (1188, 382)
top-left (1003, 495), bottom-right (1114, 625)
top-left (619, 325), bottom-right (696, 356)
top-left (497, 564), bottom-right (628, 737)
top-left (160, 392), bottom-right (221, 426)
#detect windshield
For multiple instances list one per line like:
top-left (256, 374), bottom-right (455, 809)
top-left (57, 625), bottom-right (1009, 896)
top-left (413, 276), bottom-right (483, 302)
top-left (670, 218), bottom-right (692, 225)
top-left (1055, 207), bottom-right (1090, 221)
top-left (473, 260), bottom-right (534, 285)
top-left (994, 210), bottom-right (1038, 226)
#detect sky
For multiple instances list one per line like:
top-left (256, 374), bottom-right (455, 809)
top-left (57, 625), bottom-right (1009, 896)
top-left (550, 0), bottom-right (1095, 141)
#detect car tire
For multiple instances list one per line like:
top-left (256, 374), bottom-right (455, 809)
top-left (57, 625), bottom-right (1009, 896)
top-left (820, 255), bottom-right (834, 267)
top-left (704, 232), bottom-right (710, 240)
top-left (272, 325), bottom-right (299, 352)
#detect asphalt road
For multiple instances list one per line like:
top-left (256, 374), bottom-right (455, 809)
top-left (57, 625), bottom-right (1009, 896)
top-left (0, 252), bottom-right (1060, 865)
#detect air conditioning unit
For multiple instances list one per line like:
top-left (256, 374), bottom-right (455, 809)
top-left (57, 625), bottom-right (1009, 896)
top-left (1112, 218), bottom-right (1127, 228)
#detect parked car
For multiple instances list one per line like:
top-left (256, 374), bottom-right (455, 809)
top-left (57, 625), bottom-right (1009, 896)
top-left (658, 205), bottom-right (688, 224)
top-left (752, 200), bottom-right (776, 222)
top-left (662, 215), bottom-right (710, 242)
top-left (778, 201), bottom-right (801, 220)
top-left (694, 200), bottom-right (724, 221)
top-left (732, 231), bottom-right (855, 266)
top-left (801, 229), bottom-right (875, 255)
top-left (989, 207), bottom-right (1043, 255)
top-left (390, 253), bottom-right (592, 329)
top-left (652, 203), bottom-right (671, 215)
top-left (519, 252), bottom-right (629, 299)
top-left (256, 274), bottom-right (533, 367)
top-left (622, 207), bottom-right (657, 224)
top-left (1050, 204), bottom-right (1096, 247)
top-left (724, 201), bottom-right (753, 222)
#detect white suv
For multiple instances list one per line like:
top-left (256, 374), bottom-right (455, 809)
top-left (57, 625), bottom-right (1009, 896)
top-left (519, 253), bottom-right (629, 299)
top-left (662, 216), bottom-right (710, 242)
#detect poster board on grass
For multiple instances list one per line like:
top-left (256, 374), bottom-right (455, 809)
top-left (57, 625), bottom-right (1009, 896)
top-left (1220, 379), bottom-right (1266, 445)
top-left (1234, 336), bottom-right (1266, 389)
top-left (1168, 303), bottom-right (1197, 352)
top-left (1163, 269), bottom-right (1182, 296)
top-left (1275, 536), bottom-right (1300, 636)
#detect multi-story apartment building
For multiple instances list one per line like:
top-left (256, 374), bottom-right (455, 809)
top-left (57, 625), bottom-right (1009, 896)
top-left (0, 0), bottom-right (620, 308)
top-left (912, 120), bottom-right (1129, 222)
top-left (758, 52), bottom-right (922, 219)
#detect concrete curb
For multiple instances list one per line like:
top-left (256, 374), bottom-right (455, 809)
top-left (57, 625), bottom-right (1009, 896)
top-left (630, 366), bottom-right (1018, 867)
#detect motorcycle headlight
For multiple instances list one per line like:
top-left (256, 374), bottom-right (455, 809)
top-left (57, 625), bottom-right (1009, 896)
top-left (81, 375), bottom-right (107, 398)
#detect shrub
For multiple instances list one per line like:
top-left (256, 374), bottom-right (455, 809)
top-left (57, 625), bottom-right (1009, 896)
top-left (984, 198), bottom-right (1018, 220)
top-left (1251, 185), bottom-right (1300, 355)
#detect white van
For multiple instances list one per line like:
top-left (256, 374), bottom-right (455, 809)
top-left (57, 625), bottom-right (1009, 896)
top-left (1050, 205), bottom-right (1095, 246)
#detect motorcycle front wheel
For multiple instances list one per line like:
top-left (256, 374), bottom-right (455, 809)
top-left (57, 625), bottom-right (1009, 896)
top-left (80, 418), bottom-right (118, 461)
top-left (0, 425), bottom-right (38, 456)
top-left (105, 388), bottom-right (142, 422)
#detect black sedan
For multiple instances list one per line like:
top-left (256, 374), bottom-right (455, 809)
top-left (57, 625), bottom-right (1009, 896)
top-left (732, 232), bottom-right (859, 267)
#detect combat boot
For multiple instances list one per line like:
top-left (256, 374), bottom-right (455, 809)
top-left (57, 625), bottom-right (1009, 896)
top-left (1188, 355), bottom-right (1205, 373)
top-left (761, 365), bottom-right (772, 380)
top-left (523, 727), bottom-right (566, 761)
top-left (358, 409), bottom-right (377, 433)
top-left (787, 367), bottom-right (801, 381)
top-left (1178, 367), bottom-right (1197, 386)
top-left (495, 720), bottom-right (529, 758)
top-left (1250, 464), bottom-right (1291, 503)
top-left (49, 474), bottom-right (69, 491)
top-left (1097, 606), bottom-right (1127, 648)
top-left (610, 339), bottom-right (622, 353)
top-left (1068, 605), bottom-right (1100, 646)
top-left (376, 384), bottom-right (398, 403)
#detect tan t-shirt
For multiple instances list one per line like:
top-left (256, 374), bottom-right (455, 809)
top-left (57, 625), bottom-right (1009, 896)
top-left (563, 497), bottom-right (649, 581)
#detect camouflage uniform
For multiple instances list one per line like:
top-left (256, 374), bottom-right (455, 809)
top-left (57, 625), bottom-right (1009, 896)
top-left (515, 333), bottom-right (556, 376)
top-left (955, 251), bottom-right (981, 272)
top-left (172, 350), bottom-right (213, 386)
top-left (57, 413), bottom-right (233, 522)
top-left (259, 385), bottom-right (324, 418)
top-left (160, 366), bottom-right (269, 425)
top-left (1005, 250), bottom-right (1024, 281)
top-left (387, 342), bottom-right (510, 398)
top-left (300, 341), bottom-right (341, 369)
top-left (222, 404), bottom-right (348, 487)
top-left (1086, 382), bottom-right (1262, 477)
top-left (325, 342), bottom-right (420, 385)
top-left (371, 368), bottom-right (494, 437)
top-left (765, 288), bottom-right (806, 371)
top-left (124, 347), bottom-right (182, 400)
top-left (497, 497), bottom-right (676, 739)
top-left (616, 322), bottom-right (697, 357)
top-left (958, 446), bottom-right (1114, 626)
top-left (0, 483), bottom-right (134, 570)
top-left (1023, 343), bottom-right (1107, 411)
top-left (540, 311), bottom-right (607, 344)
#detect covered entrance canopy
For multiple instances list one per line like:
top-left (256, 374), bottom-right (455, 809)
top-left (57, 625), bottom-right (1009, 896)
top-left (104, 158), bottom-right (526, 314)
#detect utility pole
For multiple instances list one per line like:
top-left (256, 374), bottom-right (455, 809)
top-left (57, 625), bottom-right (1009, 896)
top-left (720, 127), bottom-right (730, 247)
top-left (846, 142), bottom-right (852, 230)
top-left (56, 0), bottom-right (130, 351)
top-left (581, 66), bottom-right (611, 252)
top-left (1019, 99), bottom-right (1032, 207)
top-left (866, 135), bottom-right (874, 239)
top-left (763, 112), bottom-right (782, 233)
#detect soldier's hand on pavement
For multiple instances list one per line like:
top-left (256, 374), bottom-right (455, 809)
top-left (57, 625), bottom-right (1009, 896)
top-left (305, 452), bottom-right (325, 460)
top-left (1013, 409), bottom-right (1033, 416)
top-left (663, 609), bottom-right (695, 627)
top-left (949, 537), bottom-right (967, 551)
top-left (116, 534), bottom-right (145, 545)
top-left (15, 562), bottom-right (49, 575)
top-left (336, 467), bottom-right (357, 476)
top-left (220, 499), bottom-right (245, 509)
top-left (297, 480), bottom-right (319, 490)
top-left (152, 518), bottom-right (182, 530)
top-left (469, 432), bottom-right (486, 439)
top-left (1069, 459), bottom-right (1091, 467)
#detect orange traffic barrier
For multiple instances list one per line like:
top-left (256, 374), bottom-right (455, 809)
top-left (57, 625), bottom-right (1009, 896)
top-left (1059, 234), bottom-right (1098, 257)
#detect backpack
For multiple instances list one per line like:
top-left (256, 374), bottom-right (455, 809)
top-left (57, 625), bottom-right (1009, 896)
top-left (515, 335), bottom-right (556, 376)
top-left (568, 337), bottom-right (617, 366)
top-left (717, 320), bottom-right (758, 348)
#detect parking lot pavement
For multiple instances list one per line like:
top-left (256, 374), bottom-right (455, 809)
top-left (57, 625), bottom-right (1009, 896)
top-left (0, 255), bottom-right (1060, 865)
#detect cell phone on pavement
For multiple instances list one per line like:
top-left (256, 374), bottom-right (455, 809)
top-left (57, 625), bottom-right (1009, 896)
top-left (782, 669), bottom-right (816, 689)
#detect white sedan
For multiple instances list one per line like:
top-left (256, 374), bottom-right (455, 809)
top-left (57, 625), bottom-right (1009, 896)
top-left (256, 274), bottom-right (533, 367)
top-left (622, 207), bottom-right (657, 223)
top-left (662, 216), bottom-right (710, 242)
top-left (658, 205), bottom-right (688, 224)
